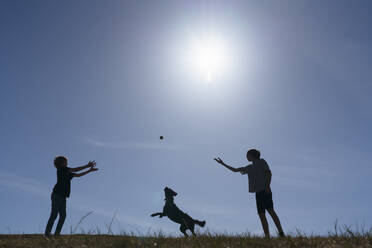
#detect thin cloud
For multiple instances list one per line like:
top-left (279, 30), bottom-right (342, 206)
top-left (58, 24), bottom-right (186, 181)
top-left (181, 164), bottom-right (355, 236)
top-left (84, 138), bottom-right (183, 151)
top-left (0, 170), bottom-right (151, 230)
top-left (0, 171), bottom-right (50, 197)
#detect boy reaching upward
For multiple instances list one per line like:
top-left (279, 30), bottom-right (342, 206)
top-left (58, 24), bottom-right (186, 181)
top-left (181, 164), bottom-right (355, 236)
top-left (44, 156), bottom-right (98, 238)
top-left (214, 149), bottom-right (284, 238)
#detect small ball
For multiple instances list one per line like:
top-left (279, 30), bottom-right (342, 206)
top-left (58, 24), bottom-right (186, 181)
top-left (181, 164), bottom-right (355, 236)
top-left (160, 136), bottom-right (164, 140)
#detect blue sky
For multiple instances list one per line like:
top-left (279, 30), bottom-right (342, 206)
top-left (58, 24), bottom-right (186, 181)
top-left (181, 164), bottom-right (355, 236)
top-left (1, 0), bottom-right (372, 236)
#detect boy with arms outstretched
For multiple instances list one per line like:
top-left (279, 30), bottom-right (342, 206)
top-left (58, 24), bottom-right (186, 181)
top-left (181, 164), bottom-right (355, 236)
top-left (214, 149), bottom-right (284, 238)
top-left (44, 156), bottom-right (98, 238)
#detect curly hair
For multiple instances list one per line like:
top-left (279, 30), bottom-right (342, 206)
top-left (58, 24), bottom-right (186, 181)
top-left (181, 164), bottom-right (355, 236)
top-left (54, 156), bottom-right (68, 169)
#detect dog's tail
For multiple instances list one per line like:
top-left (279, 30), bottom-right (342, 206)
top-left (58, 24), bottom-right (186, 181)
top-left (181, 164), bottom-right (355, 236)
top-left (194, 220), bottom-right (206, 227)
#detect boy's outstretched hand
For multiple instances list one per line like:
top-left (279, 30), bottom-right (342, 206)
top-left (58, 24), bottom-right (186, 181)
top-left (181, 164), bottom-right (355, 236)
top-left (88, 161), bottom-right (98, 172)
top-left (214, 157), bottom-right (225, 165)
top-left (89, 167), bottom-right (99, 172)
top-left (87, 160), bottom-right (96, 168)
top-left (214, 157), bottom-right (242, 173)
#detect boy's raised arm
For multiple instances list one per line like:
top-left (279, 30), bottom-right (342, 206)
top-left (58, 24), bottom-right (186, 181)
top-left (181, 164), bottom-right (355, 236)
top-left (73, 167), bottom-right (98, 178)
top-left (69, 161), bottom-right (96, 173)
top-left (214, 157), bottom-right (244, 173)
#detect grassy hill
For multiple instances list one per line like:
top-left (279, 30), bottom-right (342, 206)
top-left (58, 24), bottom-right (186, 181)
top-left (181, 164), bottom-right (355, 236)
top-left (0, 233), bottom-right (371, 248)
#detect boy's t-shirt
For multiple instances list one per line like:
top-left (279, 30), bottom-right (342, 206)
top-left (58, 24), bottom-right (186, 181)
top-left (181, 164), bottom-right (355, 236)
top-left (52, 167), bottom-right (74, 198)
top-left (240, 159), bottom-right (271, 193)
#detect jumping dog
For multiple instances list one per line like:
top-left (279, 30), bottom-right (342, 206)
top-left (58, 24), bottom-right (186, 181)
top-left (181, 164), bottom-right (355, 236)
top-left (151, 187), bottom-right (206, 237)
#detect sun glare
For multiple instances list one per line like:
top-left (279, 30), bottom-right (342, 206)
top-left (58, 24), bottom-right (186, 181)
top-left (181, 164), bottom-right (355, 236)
top-left (188, 35), bottom-right (228, 82)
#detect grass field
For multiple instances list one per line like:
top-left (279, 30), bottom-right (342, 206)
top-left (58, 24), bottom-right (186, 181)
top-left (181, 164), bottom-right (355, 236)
top-left (1, 232), bottom-right (371, 248)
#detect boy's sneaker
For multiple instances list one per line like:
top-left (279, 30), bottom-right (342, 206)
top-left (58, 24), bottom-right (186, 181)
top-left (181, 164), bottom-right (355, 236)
top-left (43, 234), bottom-right (50, 240)
top-left (279, 231), bottom-right (285, 238)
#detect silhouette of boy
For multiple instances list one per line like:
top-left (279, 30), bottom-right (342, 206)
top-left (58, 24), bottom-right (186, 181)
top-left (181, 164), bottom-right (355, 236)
top-left (214, 149), bottom-right (284, 238)
top-left (44, 156), bottom-right (98, 238)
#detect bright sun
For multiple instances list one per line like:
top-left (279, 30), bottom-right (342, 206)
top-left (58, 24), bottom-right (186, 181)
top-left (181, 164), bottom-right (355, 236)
top-left (188, 35), bottom-right (228, 82)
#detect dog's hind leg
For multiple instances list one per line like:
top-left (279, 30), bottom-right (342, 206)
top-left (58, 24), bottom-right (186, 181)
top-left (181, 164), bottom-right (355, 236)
top-left (189, 223), bottom-right (196, 236)
top-left (180, 224), bottom-right (188, 237)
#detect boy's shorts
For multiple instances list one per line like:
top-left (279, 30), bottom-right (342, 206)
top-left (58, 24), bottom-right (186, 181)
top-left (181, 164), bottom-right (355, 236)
top-left (255, 190), bottom-right (274, 214)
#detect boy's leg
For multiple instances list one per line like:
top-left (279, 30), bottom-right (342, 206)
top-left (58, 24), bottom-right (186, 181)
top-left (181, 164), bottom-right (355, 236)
top-left (256, 191), bottom-right (270, 238)
top-left (45, 194), bottom-right (60, 236)
top-left (258, 212), bottom-right (270, 238)
top-left (267, 208), bottom-right (284, 236)
top-left (54, 197), bottom-right (67, 235)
